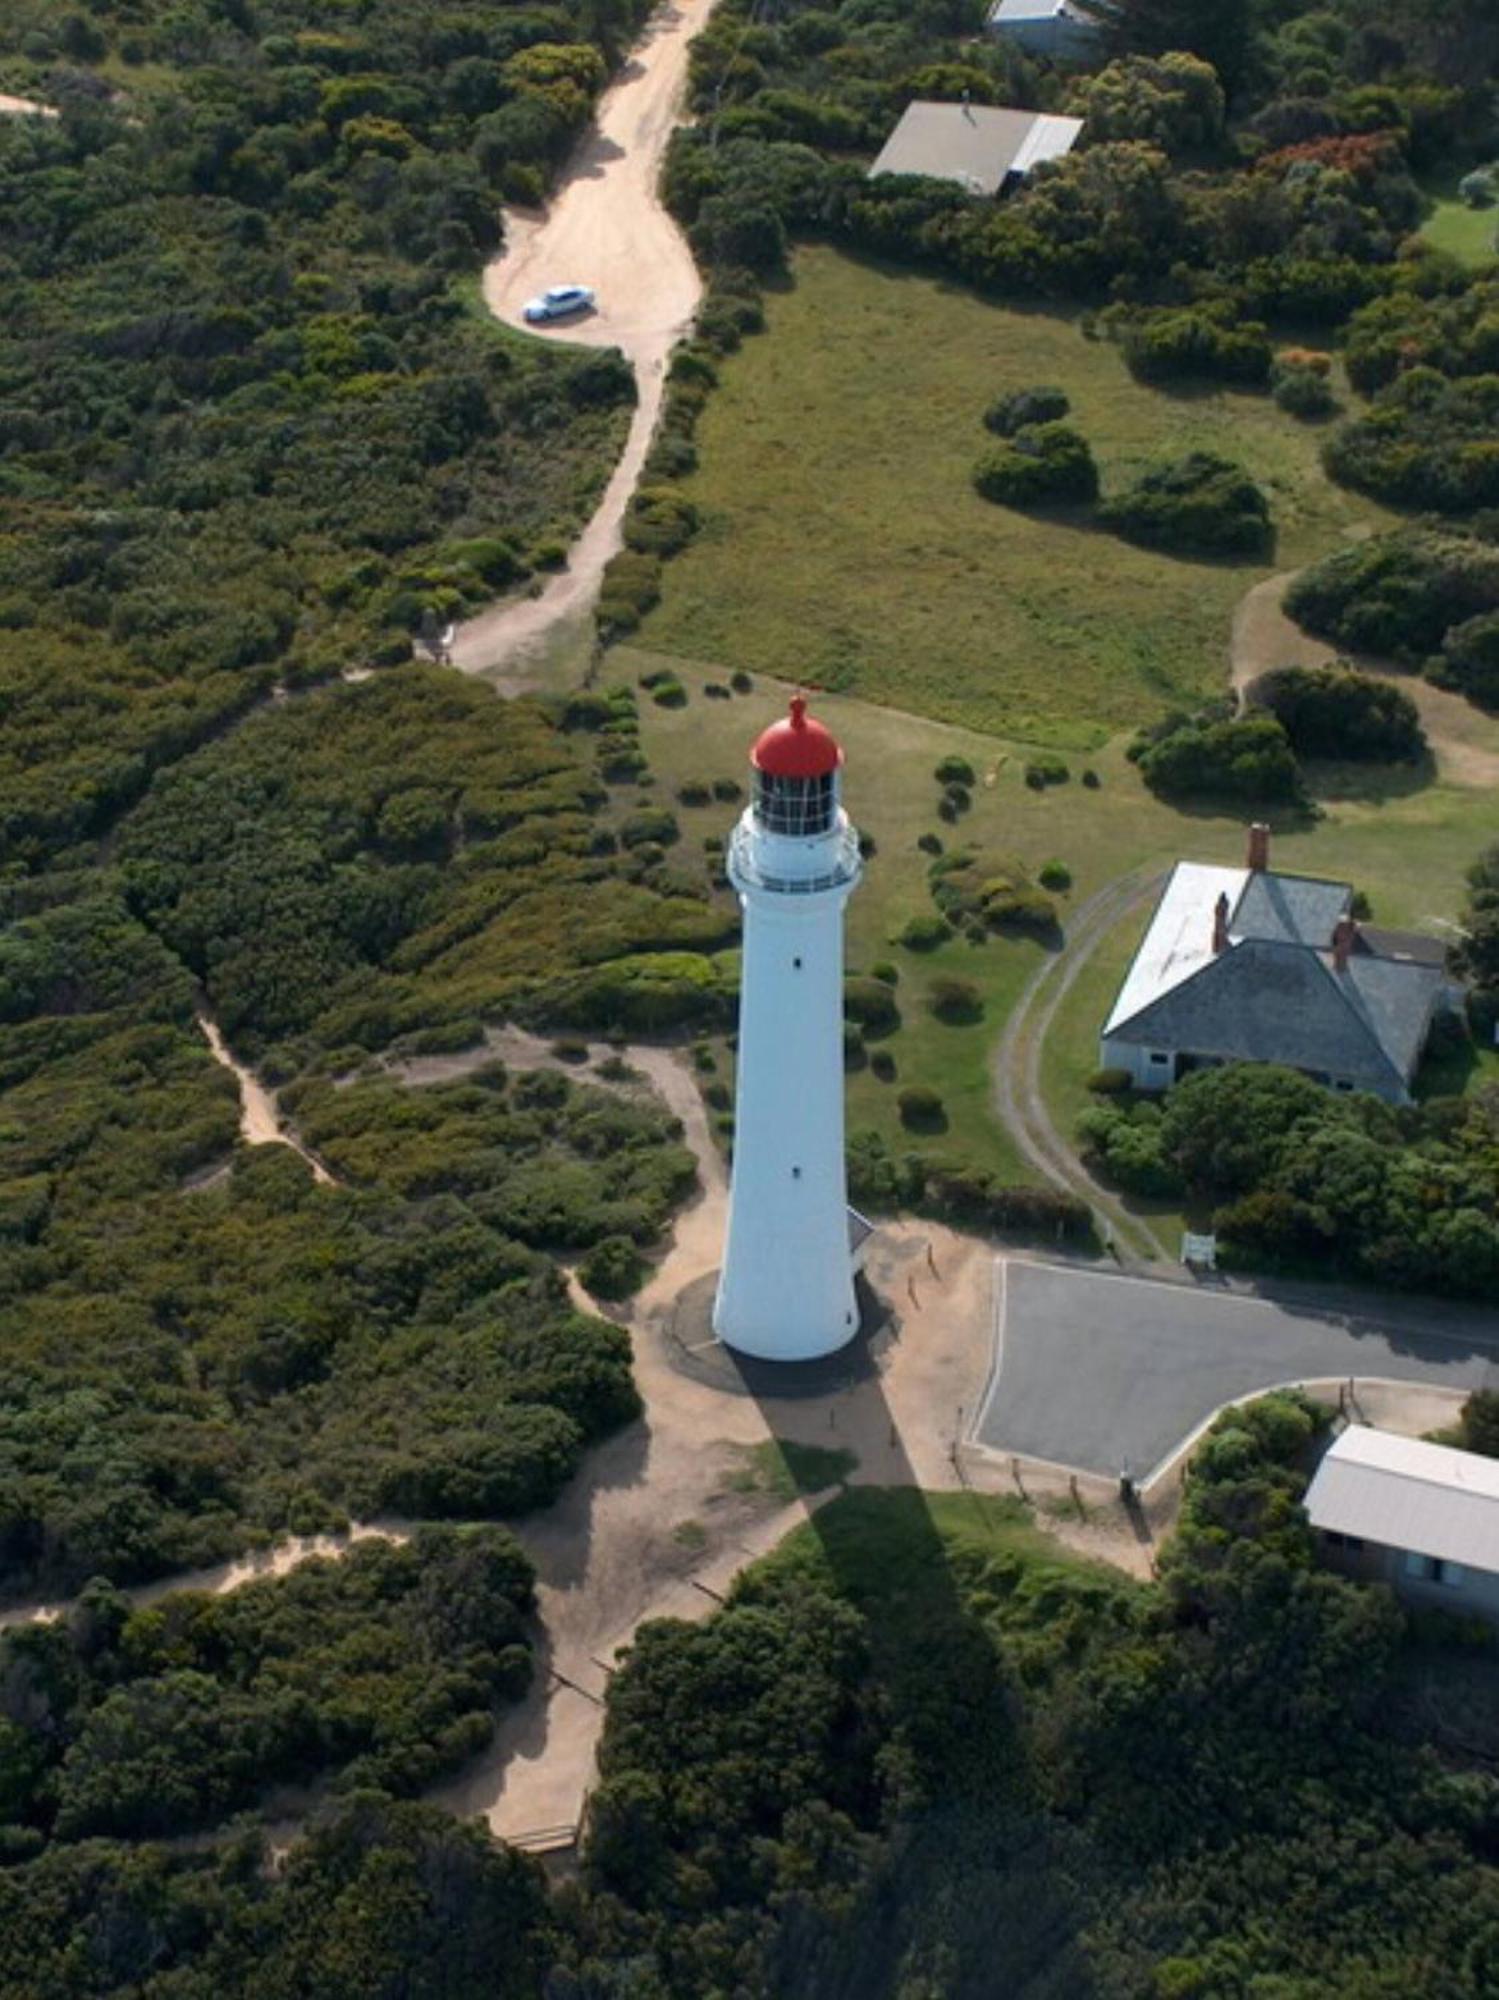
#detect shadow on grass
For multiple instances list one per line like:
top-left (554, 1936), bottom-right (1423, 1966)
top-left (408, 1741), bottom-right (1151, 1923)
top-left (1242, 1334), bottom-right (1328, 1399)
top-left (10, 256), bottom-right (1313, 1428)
top-left (1301, 751), bottom-right (1437, 805)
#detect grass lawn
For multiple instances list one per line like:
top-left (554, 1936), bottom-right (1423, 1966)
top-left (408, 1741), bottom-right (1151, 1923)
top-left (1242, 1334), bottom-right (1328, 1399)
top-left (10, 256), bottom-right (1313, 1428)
top-left (622, 646), bottom-right (1499, 1189)
top-left (1417, 175), bottom-right (1499, 268)
top-left (636, 243), bottom-right (1393, 748)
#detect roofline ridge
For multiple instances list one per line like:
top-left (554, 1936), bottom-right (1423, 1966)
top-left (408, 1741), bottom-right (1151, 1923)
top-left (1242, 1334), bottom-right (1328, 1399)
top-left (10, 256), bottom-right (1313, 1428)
top-left (1312, 948), bottom-right (1411, 1092)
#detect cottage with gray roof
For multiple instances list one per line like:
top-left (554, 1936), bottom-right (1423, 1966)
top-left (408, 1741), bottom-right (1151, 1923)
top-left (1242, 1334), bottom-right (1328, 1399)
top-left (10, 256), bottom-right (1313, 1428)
top-left (1100, 826), bottom-right (1449, 1103)
top-left (868, 101), bottom-right (1084, 198)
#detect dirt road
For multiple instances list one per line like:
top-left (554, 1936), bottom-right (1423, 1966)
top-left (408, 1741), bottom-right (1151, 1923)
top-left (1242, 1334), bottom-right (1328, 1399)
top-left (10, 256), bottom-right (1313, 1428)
top-left (450, 0), bottom-right (715, 679)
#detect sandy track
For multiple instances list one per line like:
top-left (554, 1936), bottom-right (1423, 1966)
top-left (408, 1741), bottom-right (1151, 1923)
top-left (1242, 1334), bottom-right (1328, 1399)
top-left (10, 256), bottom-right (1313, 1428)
top-left (450, 0), bottom-right (715, 680)
top-left (1231, 569), bottom-right (1499, 789)
top-left (0, 92), bottom-right (56, 117)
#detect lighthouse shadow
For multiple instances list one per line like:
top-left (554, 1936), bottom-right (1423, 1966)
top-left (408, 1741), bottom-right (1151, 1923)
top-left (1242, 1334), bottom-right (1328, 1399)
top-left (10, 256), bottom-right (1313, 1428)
top-left (662, 1269), bottom-right (894, 1401)
top-left (740, 1350), bottom-right (1094, 1991)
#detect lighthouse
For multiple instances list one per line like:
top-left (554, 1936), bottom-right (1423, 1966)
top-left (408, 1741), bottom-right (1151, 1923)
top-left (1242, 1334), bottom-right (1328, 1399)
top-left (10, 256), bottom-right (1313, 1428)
top-left (713, 695), bottom-right (863, 1362)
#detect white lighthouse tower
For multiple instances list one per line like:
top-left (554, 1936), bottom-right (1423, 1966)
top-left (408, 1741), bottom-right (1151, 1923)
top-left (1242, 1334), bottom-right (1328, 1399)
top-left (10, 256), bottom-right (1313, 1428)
top-left (713, 695), bottom-right (862, 1362)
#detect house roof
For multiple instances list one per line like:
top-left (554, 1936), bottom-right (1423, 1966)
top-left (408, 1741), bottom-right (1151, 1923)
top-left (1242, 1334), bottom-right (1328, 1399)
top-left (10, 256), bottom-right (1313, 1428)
top-left (1305, 1426), bottom-right (1499, 1574)
top-left (990, 0), bottom-right (1091, 22)
top-left (1355, 926), bottom-right (1450, 971)
top-left (868, 102), bottom-right (1084, 195)
top-left (1104, 862), bottom-right (1440, 1088)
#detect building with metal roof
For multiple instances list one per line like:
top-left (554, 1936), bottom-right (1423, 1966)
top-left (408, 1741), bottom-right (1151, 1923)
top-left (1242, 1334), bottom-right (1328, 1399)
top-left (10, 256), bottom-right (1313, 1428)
top-left (1304, 1426), bottom-right (1499, 1623)
top-left (1099, 826), bottom-right (1448, 1103)
top-left (867, 102), bottom-right (1084, 198)
top-left (986, 0), bottom-right (1101, 60)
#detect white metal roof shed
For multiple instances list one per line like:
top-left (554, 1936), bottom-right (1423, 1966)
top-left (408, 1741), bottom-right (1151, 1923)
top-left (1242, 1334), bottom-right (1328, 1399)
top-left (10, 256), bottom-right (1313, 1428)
top-left (1304, 1427), bottom-right (1499, 1573)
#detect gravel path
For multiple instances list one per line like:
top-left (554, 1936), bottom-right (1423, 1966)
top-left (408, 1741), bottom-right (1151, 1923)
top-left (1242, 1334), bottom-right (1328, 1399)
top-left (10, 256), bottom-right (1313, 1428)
top-left (991, 870), bottom-right (1170, 1264)
top-left (450, 0), bottom-right (715, 682)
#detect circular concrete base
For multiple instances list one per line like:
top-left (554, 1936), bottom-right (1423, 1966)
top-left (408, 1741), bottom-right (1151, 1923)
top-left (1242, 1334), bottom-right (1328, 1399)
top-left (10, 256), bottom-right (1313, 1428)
top-left (658, 1269), bottom-right (895, 1400)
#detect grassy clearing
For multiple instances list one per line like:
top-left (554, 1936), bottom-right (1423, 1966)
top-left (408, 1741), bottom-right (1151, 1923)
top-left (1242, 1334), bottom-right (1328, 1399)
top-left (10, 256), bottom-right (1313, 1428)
top-left (623, 648), bottom-right (1499, 1188)
top-left (1417, 175), bottom-right (1499, 269)
top-left (637, 244), bottom-right (1393, 747)
top-left (727, 1439), bottom-right (859, 1499)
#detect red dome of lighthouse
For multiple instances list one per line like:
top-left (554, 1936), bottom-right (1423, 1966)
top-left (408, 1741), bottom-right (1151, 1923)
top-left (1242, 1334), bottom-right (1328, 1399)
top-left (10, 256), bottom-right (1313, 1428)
top-left (751, 695), bottom-right (842, 779)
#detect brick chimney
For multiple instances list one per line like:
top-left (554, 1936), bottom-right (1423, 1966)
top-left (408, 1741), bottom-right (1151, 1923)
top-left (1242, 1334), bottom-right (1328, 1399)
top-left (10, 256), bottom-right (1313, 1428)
top-left (1332, 915), bottom-right (1356, 972)
top-left (1212, 891), bottom-right (1231, 955)
top-left (1246, 823), bottom-right (1270, 873)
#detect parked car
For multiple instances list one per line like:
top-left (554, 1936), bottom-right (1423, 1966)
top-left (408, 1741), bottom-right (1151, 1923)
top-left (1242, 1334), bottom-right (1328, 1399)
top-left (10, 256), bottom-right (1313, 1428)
top-left (523, 284), bottom-right (596, 324)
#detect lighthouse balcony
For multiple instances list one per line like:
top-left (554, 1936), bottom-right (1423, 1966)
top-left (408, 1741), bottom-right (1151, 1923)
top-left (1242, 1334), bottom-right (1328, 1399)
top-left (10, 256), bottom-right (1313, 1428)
top-left (728, 820), bottom-right (861, 896)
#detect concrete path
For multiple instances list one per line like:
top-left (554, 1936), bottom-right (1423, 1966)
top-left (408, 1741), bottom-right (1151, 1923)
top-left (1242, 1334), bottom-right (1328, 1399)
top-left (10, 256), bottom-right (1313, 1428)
top-left (978, 1257), bottom-right (1499, 1483)
top-left (450, 0), bottom-right (715, 681)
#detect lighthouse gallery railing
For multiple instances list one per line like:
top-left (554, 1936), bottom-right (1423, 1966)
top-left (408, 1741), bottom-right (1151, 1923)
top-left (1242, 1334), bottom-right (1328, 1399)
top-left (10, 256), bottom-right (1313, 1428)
top-left (728, 822), bottom-right (861, 896)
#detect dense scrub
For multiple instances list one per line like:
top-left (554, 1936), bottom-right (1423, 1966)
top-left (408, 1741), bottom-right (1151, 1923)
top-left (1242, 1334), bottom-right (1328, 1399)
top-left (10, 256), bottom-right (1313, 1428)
top-left (1254, 663), bottom-right (1426, 762)
top-left (0, 896), bottom-right (697, 1596)
top-left (0, 1529), bottom-right (533, 1850)
top-left (0, 0), bottom-right (651, 876)
top-left (1083, 1059), bottom-right (1499, 1296)
top-left (1098, 451), bottom-right (1273, 557)
top-left (1286, 526), bottom-right (1499, 707)
top-left (1129, 707), bottom-right (1304, 803)
top-left (568, 1394), bottom-right (1499, 1995)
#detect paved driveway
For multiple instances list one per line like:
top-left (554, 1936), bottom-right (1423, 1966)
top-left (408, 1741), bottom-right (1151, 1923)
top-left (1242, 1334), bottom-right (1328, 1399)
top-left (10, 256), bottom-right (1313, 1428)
top-left (978, 1259), bottom-right (1499, 1481)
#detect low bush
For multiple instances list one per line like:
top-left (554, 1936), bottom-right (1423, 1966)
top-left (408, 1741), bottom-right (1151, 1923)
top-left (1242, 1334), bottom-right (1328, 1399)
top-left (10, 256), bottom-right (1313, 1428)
top-left (900, 914), bottom-right (952, 951)
top-left (870, 1049), bottom-right (896, 1082)
top-left (1024, 756), bottom-right (1069, 788)
top-left (983, 385), bottom-right (1069, 437)
top-left (1256, 664), bottom-right (1425, 762)
top-left (1088, 1066), bottom-right (1132, 1094)
top-left (917, 832), bottom-right (944, 854)
top-left (844, 975), bottom-right (900, 1034)
top-left (943, 783), bottom-right (971, 814)
top-left (619, 807), bottom-right (680, 849)
top-left (624, 487), bottom-right (700, 558)
top-left (1118, 305), bottom-right (1273, 388)
top-left (1076, 1102), bottom-right (1185, 1197)
top-left (579, 1234), bottom-right (649, 1301)
top-left (844, 1021), bottom-right (867, 1068)
top-left (973, 424), bottom-right (1099, 509)
top-left (1081, 769), bottom-right (1101, 789)
top-left (898, 1085), bottom-right (946, 1130)
top-left (1286, 528), bottom-right (1499, 666)
top-left (928, 974), bottom-right (983, 1024)
top-left (870, 962), bottom-right (899, 985)
top-left (1325, 370), bottom-right (1499, 514)
top-left (1435, 611), bottom-right (1499, 708)
top-left (651, 679), bottom-right (688, 708)
top-left (677, 781), bottom-right (711, 806)
top-left (985, 885), bottom-right (1059, 935)
top-left (597, 550), bottom-right (663, 637)
top-left (730, 670), bottom-right (753, 693)
top-left (711, 777), bottom-right (743, 801)
top-left (934, 755), bottom-right (977, 786)
top-left (1132, 711), bottom-right (1303, 804)
top-left (1272, 348), bottom-right (1336, 420)
top-left (1038, 860), bottom-right (1072, 891)
top-left (1099, 452), bottom-right (1273, 558)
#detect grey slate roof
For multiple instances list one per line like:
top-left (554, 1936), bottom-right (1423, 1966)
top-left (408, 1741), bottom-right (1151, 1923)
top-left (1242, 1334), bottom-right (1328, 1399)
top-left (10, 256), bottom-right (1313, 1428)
top-left (1111, 937), bottom-right (1440, 1093)
top-left (1232, 870), bottom-right (1350, 948)
top-left (868, 103), bottom-right (1083, 196)
top-left (1355, 926), bottom-right (1449, 970)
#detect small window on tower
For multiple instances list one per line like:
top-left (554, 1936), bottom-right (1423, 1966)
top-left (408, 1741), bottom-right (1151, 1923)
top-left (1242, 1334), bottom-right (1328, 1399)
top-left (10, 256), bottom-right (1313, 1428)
top-left (791, 1166), bottom-right (801, 1180)
top-left (792, 956), bottom-right (802, 970)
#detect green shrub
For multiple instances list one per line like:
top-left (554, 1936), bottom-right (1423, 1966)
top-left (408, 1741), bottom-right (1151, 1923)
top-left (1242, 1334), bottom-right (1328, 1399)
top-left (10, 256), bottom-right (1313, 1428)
top-left (1099, 453), bottom-right (1273, 558)
top-left (870, 961), bottom-right (899, 986)
top-left (1081, 768), bottom-right (1101, 789)
top-left (928, 975), bottom-right (983, 1024)
top-left (1325, 370), bottom-right (1499, 514)
top-left (1286, 529), bottom-right (1499, 665)
top-left (619, 807), bottom-right (679, 849)
top-left (870, 1049), bottom-right (896, 1082)
top-left (712, 777), bottom-right (743, 801)
top-left (651, 679), bottom-right (688, 708)
top-left (677, 781), bottom-right (711, 806)
top-left (1256, 665), bottom-right (1425, 761)
top-left (1088, 1066), bottom-right (1132, 1094)
top-left (1023, 756), bottom-right (1070, 787)
top-left (1435, 611), bottom-right (1499, 708)
top-left (550, 1036), bottom-right (590, 1063)
top-left (973, 424), bottom-right (1099, 509)
top-left (934, 754), bottom-right (977, 786)
top-left (1038, 860), bottom-right (1072, 891)
top-left (1119, 305), bottom-right (1273, 388)
top-left (943, 783), bottom-right (971, 814)
top-left (1132, 712), bottom-right (1303, 804)
top-left (985, 885), bottom-right (1059, 935)
top-left (624, 487), bottom-right (700, 558)
top-left (597, 551), bottom-right (663, 636)
top-left (900, 914), bottom-right (952, 951)
top-left (843, 1021), bottom-right (867, 1068)
top-left (983, 386), bottom-right (1070, 437)
top-left (730, 670), bottom-right (753, 693)
top-left (578, 1234), bottom-right (649, 1301)
top-left (898, 1085), bottom-right (946, 1130)
top-left (844, 975), bottom-right (900, 1034)
top-left (917, 832), bottom-right (944, 855)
